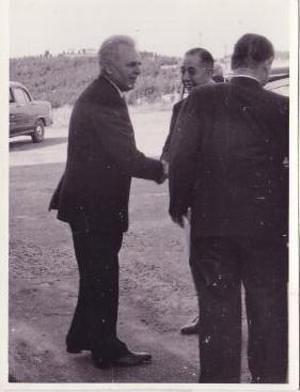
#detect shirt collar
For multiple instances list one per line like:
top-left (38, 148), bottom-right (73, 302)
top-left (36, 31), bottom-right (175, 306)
top-left (103, 76), bottom-right (126, 98)
top-left (231, 74), bottom-right (260, 83)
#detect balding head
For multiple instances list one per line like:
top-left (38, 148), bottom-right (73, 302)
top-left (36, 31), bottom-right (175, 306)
top-left (98, 35), bottom-right (136, 71)
top-left (98, 35), bottom-right (141, 91)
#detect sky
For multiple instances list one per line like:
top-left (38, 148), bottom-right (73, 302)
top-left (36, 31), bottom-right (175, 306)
top-left (9, 0), bottom-right (291, 59)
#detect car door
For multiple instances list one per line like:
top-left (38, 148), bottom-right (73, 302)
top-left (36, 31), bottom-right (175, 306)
top-left (9, 86), bottom-right (34, 136)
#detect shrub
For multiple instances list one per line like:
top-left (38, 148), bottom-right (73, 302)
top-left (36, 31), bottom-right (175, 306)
top-left (10, 52), bottom-right (181, 107)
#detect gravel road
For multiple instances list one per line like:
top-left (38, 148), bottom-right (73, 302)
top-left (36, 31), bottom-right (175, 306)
top-left (8, 113), bottom-right (251, 385)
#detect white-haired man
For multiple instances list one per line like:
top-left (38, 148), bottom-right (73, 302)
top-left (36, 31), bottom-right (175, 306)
top-left (49, 35), bottom-right (166, 368)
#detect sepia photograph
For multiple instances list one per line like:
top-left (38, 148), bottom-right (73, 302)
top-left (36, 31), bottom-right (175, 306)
top-left (1, 0), bottom-right (299, 390)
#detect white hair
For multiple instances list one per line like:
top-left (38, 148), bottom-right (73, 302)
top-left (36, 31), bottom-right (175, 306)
top-left (98, 35), bottom-right (136, 71)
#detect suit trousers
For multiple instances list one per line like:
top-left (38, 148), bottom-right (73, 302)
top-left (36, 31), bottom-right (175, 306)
top-left (66, 220), bottom-right (128, 359)
top-left (190, 235), bottom-right (288, 383)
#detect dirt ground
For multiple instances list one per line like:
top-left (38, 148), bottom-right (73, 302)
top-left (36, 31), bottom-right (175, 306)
top-left (8, 108), bottom-right (251, 385)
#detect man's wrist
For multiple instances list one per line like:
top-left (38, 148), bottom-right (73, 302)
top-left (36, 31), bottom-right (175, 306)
top-left (157, 160), bottom-right (168, 184)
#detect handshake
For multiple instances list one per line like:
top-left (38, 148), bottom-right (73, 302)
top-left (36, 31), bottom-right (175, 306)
top-left (158, 159), bottom-right (169, 184)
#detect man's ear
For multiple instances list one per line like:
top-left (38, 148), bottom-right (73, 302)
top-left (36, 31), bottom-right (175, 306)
top-left (103, 62), bottom-right (113, 76)
top-left (263, 57), bottom-right (274, 73)
top-left (259, 57), bottom-right (273, 85)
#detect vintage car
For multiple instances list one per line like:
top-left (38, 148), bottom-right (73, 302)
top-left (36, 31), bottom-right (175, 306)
top-left (9, 81), bottom-right (53, 143)
top-left (265, 77), bottom-right (289, 98)
top-left (265, 77), bottom-right (289, 96)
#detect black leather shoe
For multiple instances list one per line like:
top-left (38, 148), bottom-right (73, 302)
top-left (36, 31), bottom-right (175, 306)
top-left (91, 355), bottom-right (111, 369)
top-left (113, 350), bottom-right (151, 366)
top-left (180, 316), bottom-right (200, 335)
top-left (92, 350), bottom-right (152, 368)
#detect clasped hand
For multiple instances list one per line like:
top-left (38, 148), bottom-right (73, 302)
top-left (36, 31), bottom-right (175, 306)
top-left (158, 159), bottom-right (169, 184)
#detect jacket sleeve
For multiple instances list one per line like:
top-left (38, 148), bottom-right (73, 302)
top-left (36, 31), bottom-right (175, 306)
top-left (89, 102), bottom-right (163, 183)
top-left (168, 92), bottom-right (204, 218)
top-left (48, 174), bottom-right (64, 211)
top-left (160, 102), bottom-right (182, 161)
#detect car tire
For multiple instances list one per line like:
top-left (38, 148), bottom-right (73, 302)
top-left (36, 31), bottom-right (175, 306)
top-left (31, 120), bottom-right (45, 143)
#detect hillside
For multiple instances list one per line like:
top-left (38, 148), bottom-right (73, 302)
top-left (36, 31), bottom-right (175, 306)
top-left (9, 52), bottom-right (181, 108)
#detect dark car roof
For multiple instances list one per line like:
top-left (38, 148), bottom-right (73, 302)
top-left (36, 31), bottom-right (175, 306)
top-left (268, 65), bottom-right (289, 82)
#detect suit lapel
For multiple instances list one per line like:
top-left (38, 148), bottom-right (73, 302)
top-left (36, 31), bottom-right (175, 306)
top-left (97, 76), bottom-right (136, 144)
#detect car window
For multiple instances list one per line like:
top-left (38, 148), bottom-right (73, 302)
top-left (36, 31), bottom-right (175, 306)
top-left (13, 88), bottom-right (31, 104)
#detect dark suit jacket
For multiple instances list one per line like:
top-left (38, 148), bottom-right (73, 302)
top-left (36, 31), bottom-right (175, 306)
top-left (160, 99), bottom-right (185, 162)
top-left (169, 77), bottom-right (289, 238)
top-left (49, 76), bottom-right (163, 232)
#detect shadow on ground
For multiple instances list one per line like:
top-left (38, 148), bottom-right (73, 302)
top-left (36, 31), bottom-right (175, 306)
top-left (9, 136), bottom-right (67, 152)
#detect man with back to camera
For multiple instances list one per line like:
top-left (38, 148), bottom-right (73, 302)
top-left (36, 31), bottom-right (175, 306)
top-left (161, 47), bottom-right (216, 335)
top-left (168, 33), bottom-right (289, 383)
top-left (49, 35), bottom-right (167, 369)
